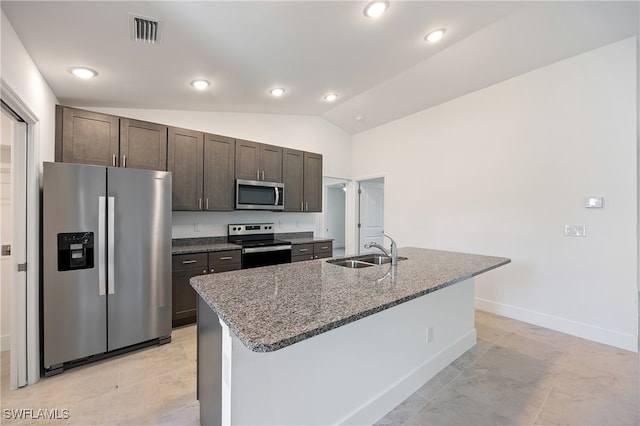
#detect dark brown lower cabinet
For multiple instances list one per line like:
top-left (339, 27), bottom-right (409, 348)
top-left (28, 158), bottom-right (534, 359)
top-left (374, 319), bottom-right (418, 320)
top-left (172, 251), bottom-right (240, 327)
top-left (291, 241), bottom-right (333, 262)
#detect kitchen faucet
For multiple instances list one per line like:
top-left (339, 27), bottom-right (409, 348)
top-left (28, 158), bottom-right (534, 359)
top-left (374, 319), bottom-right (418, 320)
top-left (364, 234), bottom-right (398, 265)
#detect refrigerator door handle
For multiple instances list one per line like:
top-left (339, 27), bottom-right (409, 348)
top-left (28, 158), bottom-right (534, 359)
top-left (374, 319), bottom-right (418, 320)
top-left (108, 196), bottom-right (116, 295)
top-left (98, 196), bottom-right (106, 296)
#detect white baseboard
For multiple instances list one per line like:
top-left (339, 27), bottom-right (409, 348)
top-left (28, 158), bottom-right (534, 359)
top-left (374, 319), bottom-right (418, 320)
top-left (475, 298), bottom-right (638, 352)
top-left (340, 329), bottom-right (476, 425)
top-left (0, 333), bottom-right (10, 351)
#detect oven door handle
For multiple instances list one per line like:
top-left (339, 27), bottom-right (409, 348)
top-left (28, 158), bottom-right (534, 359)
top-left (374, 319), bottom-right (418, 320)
top-left (243, 245), bottom-right (292, 254)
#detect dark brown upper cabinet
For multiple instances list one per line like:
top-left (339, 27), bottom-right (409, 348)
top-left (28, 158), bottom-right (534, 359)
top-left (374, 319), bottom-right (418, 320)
top-left (55, 105), bottom-right (119, 166)
top-left (283, 148), bottom-right (323, 212)
top-left (203, 134), bottom-right (235, 211)
top-left (168, 128), bottom-right (236, 212)
top-left (120, 118), bottom-right (167, 171)
top-left (167, 127), bottom-right (204, 211)
top-left (235, 139), bottom-right (282, 182)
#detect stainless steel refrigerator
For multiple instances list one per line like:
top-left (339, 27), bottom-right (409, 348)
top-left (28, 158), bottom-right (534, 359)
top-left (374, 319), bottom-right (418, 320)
top-left (42, 162), bottom-right (172, 375)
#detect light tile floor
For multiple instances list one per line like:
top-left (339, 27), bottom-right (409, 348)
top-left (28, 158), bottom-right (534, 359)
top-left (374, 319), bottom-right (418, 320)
top-left (375, 310), bottom-right (640, 426)
top-left (1, 311), bottom-right (638, 425)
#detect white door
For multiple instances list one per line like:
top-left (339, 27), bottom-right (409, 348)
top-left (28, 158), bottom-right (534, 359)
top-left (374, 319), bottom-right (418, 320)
top-left (358, 178), bottom-right (384, 254)
top-left (1, 104), bottom-right (28, 389)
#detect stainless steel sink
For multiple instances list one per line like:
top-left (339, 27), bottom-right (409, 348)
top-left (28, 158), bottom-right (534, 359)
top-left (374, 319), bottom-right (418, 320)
top-left (326, 259), bottom-right (375, 268)
top-left (326, 255), bottom-right (407, 268)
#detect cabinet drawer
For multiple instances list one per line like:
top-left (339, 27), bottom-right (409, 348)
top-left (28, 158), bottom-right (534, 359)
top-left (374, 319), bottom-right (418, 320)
top-left (208, 250), bottom-right (241, 267)
top-left (209, 263), bottom-right (241, 274)
top-left (172, 253), bottom-right (208, 271)
top-left (292, 254), bottom-right (314, 263)
top-left (291, 244), bottom-right (314, 257)
top-left (313, 241), bottom-right (333, 258)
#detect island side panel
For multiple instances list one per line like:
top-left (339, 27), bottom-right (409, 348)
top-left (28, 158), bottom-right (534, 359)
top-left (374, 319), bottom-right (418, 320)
top-left (227, 278), bottom-right (476, 425)
top-left (197, 297), bottom-right (222, 426)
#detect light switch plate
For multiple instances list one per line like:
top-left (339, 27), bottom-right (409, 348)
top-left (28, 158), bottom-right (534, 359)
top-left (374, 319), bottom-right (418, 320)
top-left (585, 196), bottom-right (603, 208)
top-left (564, 225), bottom-right (586, 237)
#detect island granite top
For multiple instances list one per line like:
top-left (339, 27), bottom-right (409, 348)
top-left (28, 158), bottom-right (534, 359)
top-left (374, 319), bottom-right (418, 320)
top-left (172, 243), bottom-right (241, 255)
top-left (190, 247), bottom-right (510, 353)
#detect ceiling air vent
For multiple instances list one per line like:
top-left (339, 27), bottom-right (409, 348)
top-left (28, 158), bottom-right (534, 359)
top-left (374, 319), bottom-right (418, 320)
top-left (129, 14), bottom-right (163, 44)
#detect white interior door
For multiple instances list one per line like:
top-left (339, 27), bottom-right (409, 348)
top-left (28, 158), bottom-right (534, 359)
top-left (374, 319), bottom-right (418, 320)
top-left (1, 104), bottom-right (27, 389)
top-left (358, 178), bottom-right (384, 254)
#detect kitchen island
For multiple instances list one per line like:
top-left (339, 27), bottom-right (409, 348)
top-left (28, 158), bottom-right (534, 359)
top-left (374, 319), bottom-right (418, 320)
top-left (191, 247), bottom-right (510, 425)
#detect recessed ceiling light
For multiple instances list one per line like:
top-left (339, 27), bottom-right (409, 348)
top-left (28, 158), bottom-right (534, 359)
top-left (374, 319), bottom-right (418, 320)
top-left (270, 88), bottom-right (285, 97)
top-left (425, 28), bottom-right (446, 43)
top-left (191, 79), bottom-right (210, 90)
top-left (324, 93), bottom-right (338, 102)
top-left (69, 67), bottom-right (98, 79)
top-left (364, 1), bottom-right (389, 18)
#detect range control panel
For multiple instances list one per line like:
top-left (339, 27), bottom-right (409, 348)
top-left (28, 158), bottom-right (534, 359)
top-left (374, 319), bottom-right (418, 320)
top-left (57, 232), bottom-right (95, 271)
top-left (228, 223), bottom-right (275, 236)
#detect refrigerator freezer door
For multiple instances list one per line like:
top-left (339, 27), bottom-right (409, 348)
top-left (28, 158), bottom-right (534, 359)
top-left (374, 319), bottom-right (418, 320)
top-left (43, 162), bottom-right (108, 368)
top-left (107, 168), bottom-right (172, 351)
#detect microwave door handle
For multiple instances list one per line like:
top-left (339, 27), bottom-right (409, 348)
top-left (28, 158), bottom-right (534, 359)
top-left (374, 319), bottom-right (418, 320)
top-left (274, 187), bottom-right (279, 206)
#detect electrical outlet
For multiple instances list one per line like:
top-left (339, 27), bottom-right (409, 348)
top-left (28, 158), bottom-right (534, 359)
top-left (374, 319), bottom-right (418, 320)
top-left (426, 327), bottom-right (434, 344)
top-left (564, 224), bottom-right (586, 237)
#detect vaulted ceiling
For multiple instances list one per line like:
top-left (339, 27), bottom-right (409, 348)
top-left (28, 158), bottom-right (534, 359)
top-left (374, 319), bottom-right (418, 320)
top-left (2, 1), bottom-right (638, 134)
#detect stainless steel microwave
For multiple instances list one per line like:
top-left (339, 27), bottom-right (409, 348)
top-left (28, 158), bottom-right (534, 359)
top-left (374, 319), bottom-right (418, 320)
top-left (236, 179), bottom-right (285, 211)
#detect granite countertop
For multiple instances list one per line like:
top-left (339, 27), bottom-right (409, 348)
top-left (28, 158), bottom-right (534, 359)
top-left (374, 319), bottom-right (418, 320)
top-left (190, 247), bottom-right (510, 353)
top-left (286, 237), bottom-right (334, 244)
top-left (172, 243), bottom-right (241, 255)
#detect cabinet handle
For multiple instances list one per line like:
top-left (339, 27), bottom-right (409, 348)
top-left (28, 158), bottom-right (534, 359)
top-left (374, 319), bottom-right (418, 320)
top-left (261, 170), bottom-right (265, 180)
top-left (199, 198), bottom-right (202, 210)
top-left (112, 154), bottom-right (117, 167)
top-left (122, 155), bottom-right (127, 168)
top-left (206, 198), bottom-right (209, 210)
top-left (301, 202), bottom-right (304, 212)
top-left (298, 248), bottom-right (308, 252)
top-left (202, 269), bottom-right (207, 274)
top-left (219, 256), bottom-right (233, 260)
top-left (305, 202), bottom-right (308, 211)
top-left (257, 170), bottom-right (260, 180)
top-left (182, 260), bottom-right (197, 264)
top-left (210, 268), bottom-right (215, 273)
top-left (320, 246), bottom-right (329, 250)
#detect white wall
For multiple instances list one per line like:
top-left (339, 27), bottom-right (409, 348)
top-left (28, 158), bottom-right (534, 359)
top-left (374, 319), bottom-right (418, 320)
top-left (352, 37), bottom-right (638, 351)
top-left (86, 107), bottom-right (352, 238)
top-left (1, 11), bottom-right (58, 168)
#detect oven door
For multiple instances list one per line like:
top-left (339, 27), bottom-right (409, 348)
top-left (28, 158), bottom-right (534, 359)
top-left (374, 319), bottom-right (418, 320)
top-left (236, 179), bottom-right (284, 211)
top-left (242, 245), bottom-right (292, 269)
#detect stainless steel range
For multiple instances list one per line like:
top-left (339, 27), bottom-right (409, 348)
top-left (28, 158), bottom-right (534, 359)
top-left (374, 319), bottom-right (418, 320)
top-left (228, 223), bottom-right (292, 269)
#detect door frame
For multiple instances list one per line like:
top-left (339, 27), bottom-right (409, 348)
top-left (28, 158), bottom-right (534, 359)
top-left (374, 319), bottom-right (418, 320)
top-left (1, 80), bottom-right (41, 386)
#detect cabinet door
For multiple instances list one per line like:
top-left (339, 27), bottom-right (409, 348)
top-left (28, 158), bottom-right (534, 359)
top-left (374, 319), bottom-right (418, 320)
top-left (120, 118), bottom-right (167, 171)
top-left (57, 105), bottom-right (119, 166)
top-left (303, 152), bottom-right (323, 212)
top-left (260, 144), bottom-right (283, 182)
top-left (283, 148), bottom-right (304, 212)
top-left (172, 267), bottom-right (207, 327)
top-left (168, 127), bottom-right (204, 211)
top-left (203, 134), bottom-right (235, 211)
top-left (235, 139), bottom-right (261, 181)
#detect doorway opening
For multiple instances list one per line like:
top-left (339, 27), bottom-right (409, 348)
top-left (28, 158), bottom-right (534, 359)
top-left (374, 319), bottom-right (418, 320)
top-left (356, 177), bottom-right (385, 255)
top-left (323, 177), bottom-right (349, 257)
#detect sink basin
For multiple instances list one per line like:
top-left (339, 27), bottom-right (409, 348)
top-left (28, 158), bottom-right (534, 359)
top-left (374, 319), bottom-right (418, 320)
top-left (326, 255), bottom-right (408, 268)
top-left (355, 255), bottom-right (392, 265)
top-left (326, 259), bottom-right (375, 268)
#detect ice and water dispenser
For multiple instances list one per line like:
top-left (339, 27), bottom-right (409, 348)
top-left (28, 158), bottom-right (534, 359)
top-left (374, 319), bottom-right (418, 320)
top-left (57, 232), bottom-right (94, 271)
